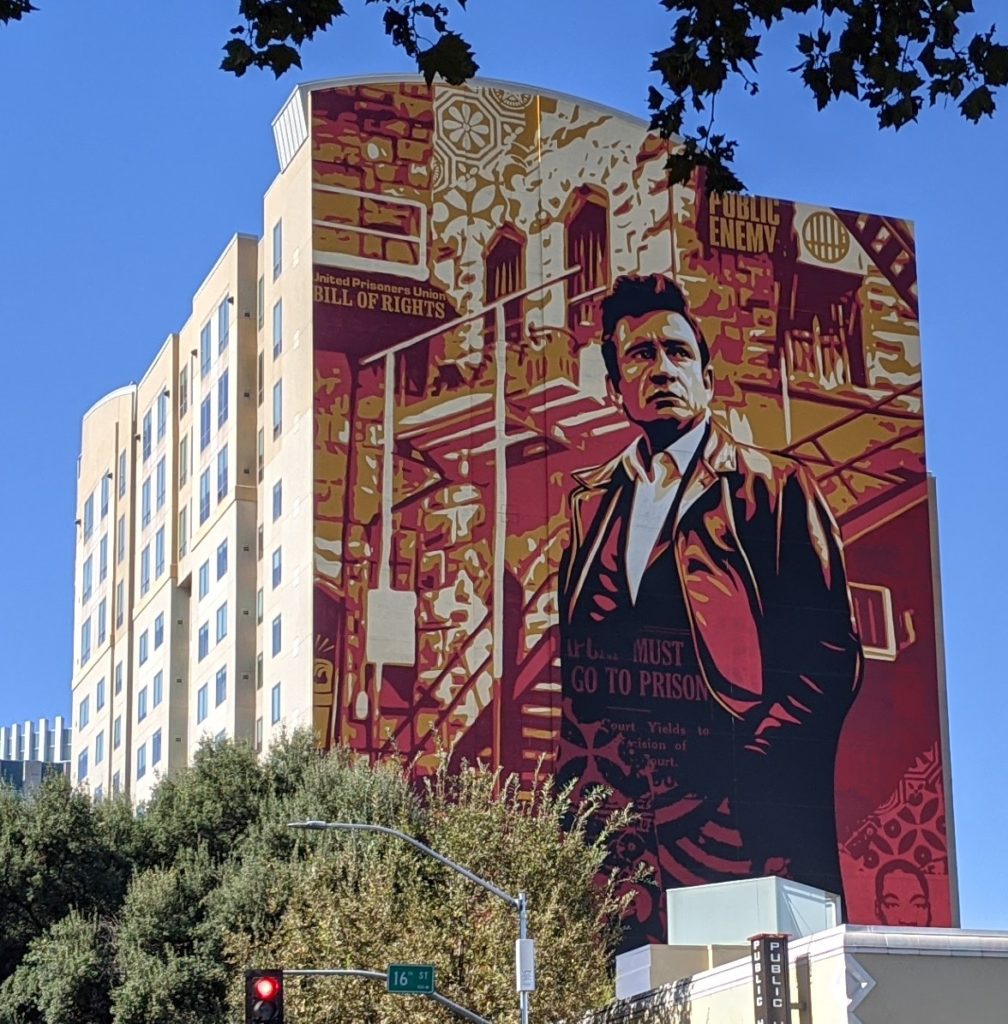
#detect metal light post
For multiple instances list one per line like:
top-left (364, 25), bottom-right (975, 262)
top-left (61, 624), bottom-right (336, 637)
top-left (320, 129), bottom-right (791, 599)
top-left (289, 820), bottom-right (535, 1024)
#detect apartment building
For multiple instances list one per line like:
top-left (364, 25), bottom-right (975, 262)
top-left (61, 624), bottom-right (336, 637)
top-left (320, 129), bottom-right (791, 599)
top-left (0, 716), bottom-right (70, 795)
top-left (70, 218), bottom-right (306, 799)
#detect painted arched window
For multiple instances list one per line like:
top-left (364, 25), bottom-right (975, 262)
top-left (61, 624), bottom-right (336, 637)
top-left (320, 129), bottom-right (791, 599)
top-left (484, 228), bottom-right (526, 346)
top-left (564, 189), bottom-right (609, 331)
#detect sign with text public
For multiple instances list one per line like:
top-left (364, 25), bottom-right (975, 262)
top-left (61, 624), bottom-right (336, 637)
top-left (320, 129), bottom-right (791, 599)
top-left (750, 934), bottom-right (791, 1024)
top-left (310, 77), bottom-right (954, 950)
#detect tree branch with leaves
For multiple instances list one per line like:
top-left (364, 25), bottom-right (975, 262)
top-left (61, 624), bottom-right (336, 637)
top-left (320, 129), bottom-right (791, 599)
top-left (2, 2), bottom-right (1004, 190)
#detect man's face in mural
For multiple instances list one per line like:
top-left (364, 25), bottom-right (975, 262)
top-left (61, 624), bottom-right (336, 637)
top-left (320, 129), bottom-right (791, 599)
top-left (875, 866), bottom-right (932, 926)
top-left (608, 310), bottom-right (714, 438)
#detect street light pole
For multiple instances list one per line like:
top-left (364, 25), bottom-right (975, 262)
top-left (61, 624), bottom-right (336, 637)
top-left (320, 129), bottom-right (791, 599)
top-left (289, 820), bottom-right (535, 1024)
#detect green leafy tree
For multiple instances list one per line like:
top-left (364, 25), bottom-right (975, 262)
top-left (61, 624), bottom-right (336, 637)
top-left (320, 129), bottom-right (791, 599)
top-left (0, 774), bottom-right (136, 975)
top-left (113, 848), bottom-right (229, 1024)
top-left (0, 912), bottom-right (115, 1024)
top-left (0, 735), bottom-right (633, 1024)
top-left (221, 757), bottom-right (634, 1024)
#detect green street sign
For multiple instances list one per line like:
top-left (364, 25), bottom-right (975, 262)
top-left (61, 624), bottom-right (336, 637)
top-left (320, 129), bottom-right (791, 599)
top-left (386, 963), bottom-right (435, 995)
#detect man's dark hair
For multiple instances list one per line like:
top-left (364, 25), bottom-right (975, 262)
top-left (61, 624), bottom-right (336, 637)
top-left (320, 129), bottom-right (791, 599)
top-left (874, 858), bottom-right (931, 904)
top-left (599, 274), bottom-right (710, 384)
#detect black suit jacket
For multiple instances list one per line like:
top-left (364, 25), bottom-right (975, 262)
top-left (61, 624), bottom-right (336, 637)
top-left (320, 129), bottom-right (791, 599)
top-left (559, 422), bottom-right (864, 898)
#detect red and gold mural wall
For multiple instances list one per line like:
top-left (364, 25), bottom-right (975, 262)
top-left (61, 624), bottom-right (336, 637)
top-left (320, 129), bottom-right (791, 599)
top-left (310, 79), bottom-right (953, 948)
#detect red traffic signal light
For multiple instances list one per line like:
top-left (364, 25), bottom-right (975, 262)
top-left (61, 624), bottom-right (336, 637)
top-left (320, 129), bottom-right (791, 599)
top-left (253, 976), bottom-right (280, 1000)
top-left (245, 970), bottom-right (284, 1024)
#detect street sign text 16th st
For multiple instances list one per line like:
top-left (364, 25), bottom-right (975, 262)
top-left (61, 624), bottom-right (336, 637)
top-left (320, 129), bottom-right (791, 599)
top-left (387, 964), bottom-right (435, 995)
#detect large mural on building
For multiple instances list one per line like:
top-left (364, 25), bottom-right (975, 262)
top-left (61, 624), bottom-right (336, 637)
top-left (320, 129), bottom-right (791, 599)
top-left (310, 79), bottom-right (953, 947)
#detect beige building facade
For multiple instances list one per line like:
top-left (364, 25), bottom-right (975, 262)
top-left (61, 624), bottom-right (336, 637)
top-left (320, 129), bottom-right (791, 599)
top-left (69, 215), bottom-right (312, 797)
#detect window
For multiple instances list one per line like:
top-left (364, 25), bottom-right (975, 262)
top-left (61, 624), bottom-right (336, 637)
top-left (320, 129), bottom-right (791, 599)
top-left (82, 556), bottom-right (93, 602)
top-left (179, 506), bottom-right (188, 558)
top-left (156, 457), bottom-right (166, 509)
top-left (215, 666), bottom-right (227, 706)
top-left (141, 476), bottom-right (151, 527)
top-left (116, 581), bottom-right (124, 627)
top-left (95, 730), bottom-right (104, 765)
top-left (83, 493), bottom-right (94, 540)
top-left (216, 602), bottom-right (228, 643)
top-left (198, 623), bottom-right (209, 661)
top-left (137, 686), bottom-right (148, 722)
top-left (142, 410), bottom-right (152, 461)
top-left (96, 677), bottom-right (106, 711)
top-left (272, 380), bottom-right (282, 438)
top-left (272, 299), bottom-right (283, 358)
top-left (211, 543), bottom-right (226, 584)
top-left (256, 587), bottom-right (263, 624)
top-left (217, 370), bottom-right (229, 427)
top-left (99, 534), bottom-right (108, 582)
top-left (112, 771), bottom-right (120, 795)
top-left (140, 545), bottom-right (150, 596)
top-left (216, 446), bottom-right (228, 502)
top-left (117, 514), bottom-right (126, 563)
top-left (152, 728), bottom-right (162, 766)
top-left (97, 599), bottom-right (107, 645)
top-left (118, 449), bottom-right (127, 497)
top-left (197, 684), bottom-right (208, 723)
top-left (272, 219), bottom-right (282, 279)
top-left (565, 190), bottom-right (610, 330)
top-left (79, 695), bottom-right (90, 729)
top-left (256, 715), bottom-right (263, 753)
top-left (137, 743), bottom-right (147, 780)
top-left (272, 480), bottom-right (282, 521)
top-left (113, 716), bottom-right (121, 750)
top-left (154, 612), bottom-right (164, 649)
top-left (179, 365), bottom-right (189, 416)
top-left (138, 629), bottom-right (149, 666)
top-left (271, 615), bottom-right (282, 656)
top-left (80, 618), bottom-right (91, 666)
top-left (78, 750), bottom-right (88, 781)
top-left (100, 474), bottom-right (110, 518)
top-left (115, 661), bottom-right (123, 695)
top-left (200, 396), bottom-right (211, 452)
top-left (271, 682), bottom-right (281, 724)
top-left (257, 275), bottom-right (265, 329)
top-left (256, 652), bottom-right (263, 690)
top-left (153, 670), bottom-right (163, 707)
top-left (200, 321), bottom-right (211, 378)
top-left (157, 390), bottom-right (168, 440)
top-left (271, 547), bottom-right (282, 589)
top-left (218, 298), bottom-right (230, 353)
top-left (199, 469), bottom-right (210, 525)
top-left (257, 524), bottom-right (263, 560)
top-left (257, 351), bottom-right (264, 406)
top-left (155, 527), bottom-right (165, 578)
top-left (179, 435), bottom-right (188, 486)
top-left (483, 228), bottom-right (526, 346)
top-left (257, 428), bottom-right (264, 482)
top-left (198, 560), bottom-right (210, 599)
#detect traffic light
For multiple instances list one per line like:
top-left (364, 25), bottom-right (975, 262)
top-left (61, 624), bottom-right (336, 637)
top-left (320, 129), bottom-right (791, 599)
top-left (245, 969), bottom-right (284, 1024)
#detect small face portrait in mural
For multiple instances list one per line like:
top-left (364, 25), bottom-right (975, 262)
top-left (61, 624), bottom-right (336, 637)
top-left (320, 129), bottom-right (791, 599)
top-left (558, 273), bottom-right (864, 945)
top-left (875, 860), bottom-right (932, 926)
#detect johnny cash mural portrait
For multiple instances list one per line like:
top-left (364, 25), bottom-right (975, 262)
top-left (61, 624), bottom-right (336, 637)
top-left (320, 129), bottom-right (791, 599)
top-left (558, 273), bottom-right (864, 942)
top-left (309, 79), bottom-right (956, 946)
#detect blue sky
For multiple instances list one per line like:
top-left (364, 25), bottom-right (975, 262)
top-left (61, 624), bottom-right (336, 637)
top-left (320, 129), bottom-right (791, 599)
top-left (1, 2), bottom-right (1005, 927)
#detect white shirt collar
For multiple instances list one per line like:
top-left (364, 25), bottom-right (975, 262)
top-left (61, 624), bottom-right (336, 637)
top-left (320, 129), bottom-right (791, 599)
top-left (622, 413), bottom-right (710, 484)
